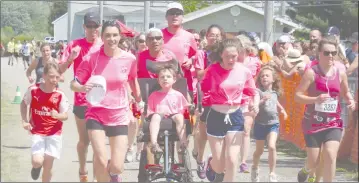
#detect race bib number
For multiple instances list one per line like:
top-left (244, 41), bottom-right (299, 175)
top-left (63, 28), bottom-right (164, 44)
top-left (315, 98), bottom-right (338, 113)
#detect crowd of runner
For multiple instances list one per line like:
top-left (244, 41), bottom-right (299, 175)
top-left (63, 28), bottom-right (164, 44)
top-left (9, 1), bottom-right (358, 182)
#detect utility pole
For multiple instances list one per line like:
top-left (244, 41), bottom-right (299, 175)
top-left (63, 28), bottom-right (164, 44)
top-left (67, 1), bottom-right (72, 41)
top-left (99, 1), bottom-right (104, 24)
top-left (280, 1), bottom-right (286, 17)
top-left (264, 1), bottom-right (274, 45)
top-left (144, 1), bottom-right (150, 32)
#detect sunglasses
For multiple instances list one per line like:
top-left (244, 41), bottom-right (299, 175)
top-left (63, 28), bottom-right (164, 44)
top-left (85, 24), bottom-right (100, 29)
top-left (147, 36), bottom-right (162, 41)
top-left (195, 39), bottom-right (201, 42)
top-left (167, 11), bottom-right (183, 16)
top-left (323, 51), bottom-right (337, 56)
top-left (138, 39), bottom-right (145, 43)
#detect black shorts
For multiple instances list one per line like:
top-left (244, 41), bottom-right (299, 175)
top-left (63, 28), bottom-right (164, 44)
top-left (304, 128), bottom-right (342, 148)
top-left (199, 107), bottom-right (210, 122)
top-left (206, 108), bottom-right (244, 138)
top-left (14, 53), bottom-right (19, 57)
top-left (86, 119), bottom-right (128, 137)
top-left (23, 56), bottom-right (30, 62)
top-left (73, 105), bottom-right (87, 119)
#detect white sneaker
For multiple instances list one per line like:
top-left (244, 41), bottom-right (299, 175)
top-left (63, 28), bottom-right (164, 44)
top-left (269, 173), bottom-right (278, 182)
top-left (251, 167), bottom-right (260, 182)
top-left (125, 150), bottom-right (133, 163)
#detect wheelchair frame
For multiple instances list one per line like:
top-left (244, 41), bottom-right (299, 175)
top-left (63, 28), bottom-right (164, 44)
top-left (136, 78), bottom-right (193, 182)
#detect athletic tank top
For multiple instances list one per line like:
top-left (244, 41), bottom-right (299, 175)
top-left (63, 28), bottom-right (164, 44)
top-left (302, 65), bottom-right (343, 134)
top-left (35, 58), bottom-right (45, 84)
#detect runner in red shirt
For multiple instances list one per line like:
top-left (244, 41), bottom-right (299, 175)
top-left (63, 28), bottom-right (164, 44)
top-left (20, 62), bottom-right (69, 182)
top-left (58, 11), bottom-right (102, 182)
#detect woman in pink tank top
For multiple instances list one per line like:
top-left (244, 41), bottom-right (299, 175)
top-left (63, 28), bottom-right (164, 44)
top-left (294, 36), bottom-right (356, 182)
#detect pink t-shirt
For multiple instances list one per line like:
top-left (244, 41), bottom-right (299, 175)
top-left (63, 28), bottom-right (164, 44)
top-left (162, 28), bottom-right (198, 91)
top-left (75, 46), bottom-right (137, 126)
top-left (305, 60), bottom-right (346, 73)
top-left (147, 89), bottom-right (190, 117)
top-left (193, 50), bottom-right (211, 106)
top-left (60, 38), bottom-right (103, 106)
top-left (137, 49), bottom-right (176, 78)
top-left (201, 62), bottom-right (257, 106)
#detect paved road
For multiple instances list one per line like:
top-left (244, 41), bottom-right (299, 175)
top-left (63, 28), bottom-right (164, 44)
top-left (0, 57), bottom-right (352, 182)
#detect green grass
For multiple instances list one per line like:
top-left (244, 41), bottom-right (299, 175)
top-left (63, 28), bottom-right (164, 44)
top-left (277, 139), bottom-right (358, 181)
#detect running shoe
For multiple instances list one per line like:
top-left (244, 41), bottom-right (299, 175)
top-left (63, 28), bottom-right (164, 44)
top-left (269, 173), bottom-right (278, 182)
top-left (31, 167), bottom-right (42, 180)
top-left (297, 167), bottom-right (309, 182)
top-left (196, 161), bottom-right (206, 179)
top-left (205, 155), bottom-right (216, 182)
top-left (135, 152), bottom-right (141, 162)
top-left (239, 163), bottom-right (250, 173)
top-left (213, 173), bottom-right (225, 182)
top-left (307, 176), bottom-right (316, 182)
top-left (79, 173), bottom-right (88, 182)
top-left (251, 167), bottom-right (260, 182)
top-left (192, 150), bottom-right (198, 159)
top-left (109, 174), bottom-right (122, 182)
top-left (125, 149), bottom-right (133, 163)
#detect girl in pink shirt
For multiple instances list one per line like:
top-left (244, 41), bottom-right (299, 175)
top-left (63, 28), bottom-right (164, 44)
top-left (147, 67), bottom-right (190, 154)
top-left (200, 39), bottom-right (259, 182)
top-left (71, 20), bottom-right (143, 182)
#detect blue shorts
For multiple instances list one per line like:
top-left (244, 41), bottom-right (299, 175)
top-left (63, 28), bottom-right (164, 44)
top-left (206, 108), bottom-right (244, 138)
top-left (253, 123), bottom-right (279, 140)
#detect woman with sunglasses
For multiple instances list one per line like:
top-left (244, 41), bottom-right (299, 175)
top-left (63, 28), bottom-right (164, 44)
top-left (126, 32), bottom-right (148, 163)
top-left (294, 36), bottom-right (355, 182)
top-left (71, 20), bottom-right (143, 182)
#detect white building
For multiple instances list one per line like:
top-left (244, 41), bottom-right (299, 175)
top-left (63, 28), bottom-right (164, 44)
top-left (52, 1), bottom-right (172, 42)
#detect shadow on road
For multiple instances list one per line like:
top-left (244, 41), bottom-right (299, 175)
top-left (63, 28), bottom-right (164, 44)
top-left (2, 145), bottom-right (31, 149)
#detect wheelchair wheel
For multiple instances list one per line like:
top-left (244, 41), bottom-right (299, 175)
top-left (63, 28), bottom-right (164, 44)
top-left (138, 149), bottom-right (149, 182)
top-left (181, 149), bottom-right (193, 182)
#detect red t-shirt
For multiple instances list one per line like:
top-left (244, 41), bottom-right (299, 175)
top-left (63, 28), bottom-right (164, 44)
top-left (23, 84), bottom-right (69, 136)
top-left (137, 49), bottom-right (177, 78)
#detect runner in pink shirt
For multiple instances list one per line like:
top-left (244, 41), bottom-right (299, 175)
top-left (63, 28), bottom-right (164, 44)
top-left (200, 39), bottom-right (259, 182)
top-left (58, 11), bottom-right (103, 181)
top-left (162, 2), bottom-right (198, 100)
top-left (147, 67), bottom-right (190, 155)
top-left (236, 34), bottom-right (262, 173)
top-left (70, 20), bottom-right (143, 182)
top-left (192, 24), bottom-right (226, 179)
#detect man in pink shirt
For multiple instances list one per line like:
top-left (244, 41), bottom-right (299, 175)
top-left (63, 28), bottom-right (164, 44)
top-left (59, 11), bottom-right (102, 182)
top-left (162, 2), bottom-right (198, 100)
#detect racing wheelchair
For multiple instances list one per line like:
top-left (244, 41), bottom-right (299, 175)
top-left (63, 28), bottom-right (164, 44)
top-left (136, 78), bottom-right (193, 182)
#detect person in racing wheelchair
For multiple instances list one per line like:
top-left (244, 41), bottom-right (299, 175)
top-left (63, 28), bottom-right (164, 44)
top-left (137, 63), bottom-right (194, 182)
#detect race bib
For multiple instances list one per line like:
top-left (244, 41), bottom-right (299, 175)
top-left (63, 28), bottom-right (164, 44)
top-left (315, 98), bottom-right (338, 113)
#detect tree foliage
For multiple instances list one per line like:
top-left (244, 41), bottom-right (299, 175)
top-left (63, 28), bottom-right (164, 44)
top-left (286, 1), bottom-right (358, 38)
top-left (1, 1), bottom-right (33, 34)
top-left (48, 1), bottom-right (68, 35)
top-left (178, 0), bottom-right (222, 14)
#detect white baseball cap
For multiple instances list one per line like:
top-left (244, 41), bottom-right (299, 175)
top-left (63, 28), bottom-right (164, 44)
top-left (166, 2), bottom-right (184, 12)
top-left (86, 75), bottom-right (107, 106)
top-left (277, 35), bottom-right (292, 43)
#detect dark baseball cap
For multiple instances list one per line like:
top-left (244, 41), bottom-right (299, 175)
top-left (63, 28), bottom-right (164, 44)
top-left (84, 11), bottom-right (100, 25)
top-left (327, 26), bottom-right (340, 36)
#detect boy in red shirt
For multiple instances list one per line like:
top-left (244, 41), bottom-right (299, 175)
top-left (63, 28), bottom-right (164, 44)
top-left (20, 62), bottom-right (69, 182)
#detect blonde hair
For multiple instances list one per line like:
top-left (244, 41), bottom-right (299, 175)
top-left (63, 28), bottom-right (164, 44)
top-left (236, 35), bottom-right (258, 56)
top-left (256, 65), bottom-right (282, 96)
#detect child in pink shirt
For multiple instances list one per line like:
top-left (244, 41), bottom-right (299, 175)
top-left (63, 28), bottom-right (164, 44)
top-left (147, 67), bottom-right (190, 154)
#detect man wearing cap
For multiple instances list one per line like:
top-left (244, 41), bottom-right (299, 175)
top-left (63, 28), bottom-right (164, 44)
top-left (272, 35), bottom-right (293, 70)
top-left (59, 11), bottom-right (102, 182)
top-left (162, 2), bottom-right (198, 101)
top-left (346, 32), bottom-right (358, 64)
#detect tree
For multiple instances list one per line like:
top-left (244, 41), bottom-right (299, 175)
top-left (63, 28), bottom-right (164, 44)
top-left (1, 1), bottom-right (33, 34)
top-left (178, 0), bottom-right (222, 14)
top-left (286, 1), bottom-right (358, 38)
top-left (48, 1), bottom-right (67, 35)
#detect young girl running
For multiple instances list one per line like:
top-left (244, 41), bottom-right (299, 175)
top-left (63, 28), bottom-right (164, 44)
top-left (20, 62), bottom-right (69, 182)
top-left (251, 66), bottom-right (288, 182)
top-left (147, 66), bottom-right (191, 154)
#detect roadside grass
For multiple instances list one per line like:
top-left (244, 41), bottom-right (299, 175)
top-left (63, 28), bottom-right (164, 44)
top-left (1, 83), bottom-right (23, 182)
top-left (277, 139), bottom-right (358, 181)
